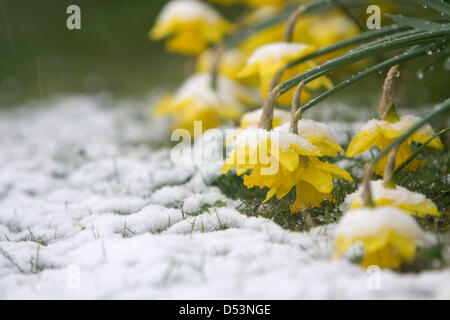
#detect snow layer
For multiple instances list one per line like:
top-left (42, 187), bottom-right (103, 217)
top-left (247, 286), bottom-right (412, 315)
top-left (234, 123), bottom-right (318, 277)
top-left (336, 207), bottom-right (425, 241)
top-left (155, 0), bottom-right (225, 24)
top-left (0, 95), bottom-right (449, 299)
top-left (247, 42), bottom-right (311, 65)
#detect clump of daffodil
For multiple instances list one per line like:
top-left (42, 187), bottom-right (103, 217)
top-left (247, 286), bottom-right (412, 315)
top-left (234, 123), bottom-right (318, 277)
top-left (346, 109), bottom-right (443, 176)
top-left (153, 73), bottom-right (260, 135)
top-left (347, 180), bottom-right (440, 218)
top-left (335, 206), bottom-right (428, 269)
top-left (238, 42), bottom-right (333, 105)
top-left (221, 119), bottom-right (352, 212)
top-left (150, 0), bottom-right (233, 55)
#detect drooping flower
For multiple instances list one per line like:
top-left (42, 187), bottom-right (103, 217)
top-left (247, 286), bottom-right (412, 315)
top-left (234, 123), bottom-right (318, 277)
top-left (335, 206), bottom-right (427, 269)
top-left (150, 0), bottom-right (233, 55)
top-left (221, 127), bottom-right (322, 202)
top-left (347, 180), bottom-right (440, 217)
top-left (153, 73), bottom-right (260, 134)
top-left (221, 121), bottom-right (352, 212)
top-left (346, 114), bottom-right (444, 176)
top-left (238, 42), bottom-right (333, 105)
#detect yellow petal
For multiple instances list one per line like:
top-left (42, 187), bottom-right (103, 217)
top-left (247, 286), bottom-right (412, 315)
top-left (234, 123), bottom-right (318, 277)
top-left (299, 163), bottom-right (333, 194)
top-left (346, 123), bottom-right (382, 157)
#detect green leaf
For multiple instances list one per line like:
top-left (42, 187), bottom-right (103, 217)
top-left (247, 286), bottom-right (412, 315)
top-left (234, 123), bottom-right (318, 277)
top-left (278, 26), bottom-right (450, 95)
top-left (295, 44), bottom-right (430, 115)
top-left (411, 0), bottom-right (450, 17)
top-left (386, 14), bottom-right (445, 31)
top-left (287, 24), bottom-right (410, 68)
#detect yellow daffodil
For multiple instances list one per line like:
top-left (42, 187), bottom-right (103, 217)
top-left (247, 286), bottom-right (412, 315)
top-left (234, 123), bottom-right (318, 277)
top-left (153, 73), bottom-right (260, 134)
top-left (348, 180), bottom-right (440, 217)
top-left (238, 42), bottom-right (333, 105)
top-left (335, 206), bottom-right (426, 269)
top-left (197, 48), bottom-right (247, 80)
top-left (150, 0), bottom-right (233, 55)
top-left (221, 122), bottom-right (352, 212)
top-left (208, 0), bottom-right (284, 8)
top-left (346, 115), bottom-right (444, 176)
top-left (221, 127), bottom-right (322, 203)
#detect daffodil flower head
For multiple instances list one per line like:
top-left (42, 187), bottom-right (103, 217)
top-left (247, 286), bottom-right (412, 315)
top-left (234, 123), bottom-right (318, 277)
top-left (153, 73), bottom-right (260, 134)
top-left (335, 206), bottom-right (427, 268)
top-left (221, 122), bottom-right (352, 212)
top-left (221, 127), bottom-right (323, 202)
top-left (238, 42), bottom-right (333, 105)
top-left (150, 0), bottom-right (233, 55)
top-left (347, 180), bottom-right (440, 217)
top-left (346, 114), bottom-right (444, 176)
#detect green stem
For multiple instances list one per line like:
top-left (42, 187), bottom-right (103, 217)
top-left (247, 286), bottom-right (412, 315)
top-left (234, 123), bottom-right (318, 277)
top-left (412, 0), bottom-right (450, 16)
top-left (370, 98), bottom-right (450, 167)
top-left (393, 127), bottom-right (450, 176)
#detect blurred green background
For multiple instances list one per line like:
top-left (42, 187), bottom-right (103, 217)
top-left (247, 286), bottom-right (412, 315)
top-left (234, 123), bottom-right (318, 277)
top-left (0, 0), bottom-right (191, 107)
top-left (0, 0), bottom-right (448, 108)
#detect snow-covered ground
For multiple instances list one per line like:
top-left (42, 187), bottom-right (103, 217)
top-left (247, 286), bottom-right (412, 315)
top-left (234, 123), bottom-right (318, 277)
top-left (0, 95), bottom-right (449, 299)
